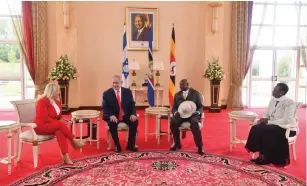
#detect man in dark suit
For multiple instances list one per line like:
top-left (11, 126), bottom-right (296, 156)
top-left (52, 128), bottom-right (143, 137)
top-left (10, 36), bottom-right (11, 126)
top-left (170, 79), bottom-right (204, 155)
top-left (102, 75), bottom-right (138, 153)
top-left (132, 14), bottom-right (149, 41)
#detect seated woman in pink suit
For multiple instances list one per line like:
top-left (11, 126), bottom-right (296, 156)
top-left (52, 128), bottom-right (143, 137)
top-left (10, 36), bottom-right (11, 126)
top-left (34, 83), bottom-right (85, 164)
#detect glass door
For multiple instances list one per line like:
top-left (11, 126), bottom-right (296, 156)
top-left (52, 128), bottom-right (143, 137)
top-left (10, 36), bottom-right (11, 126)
top-left (274, 50), bottom-right (298, 100)
top-left (249, 50), bottom-right (275, 107)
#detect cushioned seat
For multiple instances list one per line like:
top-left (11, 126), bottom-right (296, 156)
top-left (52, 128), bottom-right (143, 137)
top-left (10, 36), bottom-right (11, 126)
top-left (180, 122), bottom-right (202, 129)
top-left (20, 130), bottom-right (55, 142)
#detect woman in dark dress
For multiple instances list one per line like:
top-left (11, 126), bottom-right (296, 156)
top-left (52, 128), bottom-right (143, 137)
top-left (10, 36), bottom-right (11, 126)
top-left (245, 83), bottom-right (298, 167)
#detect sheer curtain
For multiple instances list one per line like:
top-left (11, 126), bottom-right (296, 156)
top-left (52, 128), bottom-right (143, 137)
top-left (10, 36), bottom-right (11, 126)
top-left (8, 0), bottom-right (48, 97)
top-left (227, 1), bottom-right (268, 110)
top-left (8, 0), bottom-right (35, 82)
top-left (295, 2), bottom-right (307, 69)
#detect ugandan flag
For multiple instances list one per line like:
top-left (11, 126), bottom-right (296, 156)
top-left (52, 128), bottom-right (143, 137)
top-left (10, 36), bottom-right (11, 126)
top-left (169, 25), bottom-right (176, 106)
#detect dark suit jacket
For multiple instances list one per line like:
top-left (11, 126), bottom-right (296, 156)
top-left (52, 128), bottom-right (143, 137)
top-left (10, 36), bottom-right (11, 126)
top-left (102, 87), bottom-right (136, 121)
top-left (172, 88), bottom-right (203, 116)
top-left (132, 27), bottom-right (149, 41)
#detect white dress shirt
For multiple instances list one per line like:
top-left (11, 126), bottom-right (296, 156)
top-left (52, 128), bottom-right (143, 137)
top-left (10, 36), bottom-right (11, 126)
top-left (114, 88), bottom-right (121, 101)
top-left (53, 103), bottom-right (60, 115)
top-left (137, 27), bottom-right (145, 39)
top-left (263, 96), bottom-right (297, 128)
top-left (182, 89), bottom-right (189, 99)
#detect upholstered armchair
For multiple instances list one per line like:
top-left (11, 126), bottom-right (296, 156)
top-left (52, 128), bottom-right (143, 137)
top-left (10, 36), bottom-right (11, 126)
top-left (285, 102), bottom-right (302, 161)
top-left (252, 102), bottom-right (302, 161)
top-left (10, 99), bottom-right (56, 168)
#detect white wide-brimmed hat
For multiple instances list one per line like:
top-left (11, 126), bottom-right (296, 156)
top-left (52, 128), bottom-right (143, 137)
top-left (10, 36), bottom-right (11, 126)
top-left (178, 101), bottom-right (197, 118)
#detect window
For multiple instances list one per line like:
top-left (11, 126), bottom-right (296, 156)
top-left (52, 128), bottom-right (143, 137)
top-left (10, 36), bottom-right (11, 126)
top-left (0, 0), bottom-right (34, 110)
top-left (244, 1), bottom-right (307, 107)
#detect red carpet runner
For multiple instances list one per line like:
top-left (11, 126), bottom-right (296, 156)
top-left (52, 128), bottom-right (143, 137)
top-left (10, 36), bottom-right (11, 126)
top-left (0, 108), bottom-right (306, 185)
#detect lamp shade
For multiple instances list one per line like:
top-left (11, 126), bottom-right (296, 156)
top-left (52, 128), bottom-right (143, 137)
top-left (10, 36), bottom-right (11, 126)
top-left (129, 60), bottom-right (140, 70)
top-left (153, 61), bottom-right (164, 71)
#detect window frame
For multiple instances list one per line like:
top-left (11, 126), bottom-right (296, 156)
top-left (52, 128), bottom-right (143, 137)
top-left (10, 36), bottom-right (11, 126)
top-left (0, 12), bottom-right (34, 111)
top-left (245, 1), bottom-right (307, 107)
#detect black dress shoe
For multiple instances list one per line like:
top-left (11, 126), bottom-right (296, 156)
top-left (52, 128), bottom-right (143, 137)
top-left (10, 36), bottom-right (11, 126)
top-left (115, 146), bottom-right (121, 153)
top-left (255, 158), bottom-right (270, 165)
top-left (170, 144), bottom-right (182, 151)
top-left (250, 157), bottom-right (260, 163)
top-left (126, 146), bottom-right (138, 152)
top-left (197, 147), bottom-right (205, 155)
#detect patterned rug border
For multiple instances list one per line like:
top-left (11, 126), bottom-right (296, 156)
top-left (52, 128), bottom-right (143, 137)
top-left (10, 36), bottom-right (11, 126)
top-left (10, 150), bottom-right (306, 186)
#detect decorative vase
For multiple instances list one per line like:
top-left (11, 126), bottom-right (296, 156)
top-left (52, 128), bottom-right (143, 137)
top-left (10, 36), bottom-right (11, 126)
top-left (57, 79), bottom-right (70, 113)
top-left (209, 80), bottom-right (221, 113)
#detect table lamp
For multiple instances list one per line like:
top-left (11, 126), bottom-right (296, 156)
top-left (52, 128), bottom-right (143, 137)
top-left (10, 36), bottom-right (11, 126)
top-left (153, 61), bottom-right (164, 87)
top-left (128, 59), bottom-right (140, 87)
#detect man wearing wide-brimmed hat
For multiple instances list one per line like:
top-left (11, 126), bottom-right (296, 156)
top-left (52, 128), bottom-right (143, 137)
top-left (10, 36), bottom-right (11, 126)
top-left (170, 79), bottom-right (204, 155)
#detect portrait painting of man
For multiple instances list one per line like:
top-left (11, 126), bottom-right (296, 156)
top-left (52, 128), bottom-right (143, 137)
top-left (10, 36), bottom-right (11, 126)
top-left (131, 14), bottom-right (152, 42)
top-left (126, 7), bottom-right (159, 51)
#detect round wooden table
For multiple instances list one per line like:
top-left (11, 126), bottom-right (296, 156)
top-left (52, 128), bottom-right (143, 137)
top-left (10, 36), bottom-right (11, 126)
top-left (145, 107), bottom-right (171, 144)
top-left (228, 111), bottom-right (258, 152)
top-left (0, 120), bottom-right (20, 175)
top-left (71, 110), bottom-right (101, 152)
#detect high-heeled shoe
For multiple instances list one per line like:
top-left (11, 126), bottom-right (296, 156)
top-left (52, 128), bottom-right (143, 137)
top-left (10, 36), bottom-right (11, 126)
top-left (62, 154), bottom-right (74, 165)
top-left (71, 139), bottom-right (86, 149)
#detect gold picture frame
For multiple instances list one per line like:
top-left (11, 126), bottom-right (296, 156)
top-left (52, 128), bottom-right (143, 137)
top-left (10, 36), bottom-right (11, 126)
top-left (125, 7), bottom-right (159, 51)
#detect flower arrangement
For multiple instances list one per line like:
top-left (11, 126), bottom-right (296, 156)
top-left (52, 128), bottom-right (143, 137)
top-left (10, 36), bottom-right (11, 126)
top-left (204, 57), bottom-right (225, 81)
top-left (48, 55), bottom-right (77, 81)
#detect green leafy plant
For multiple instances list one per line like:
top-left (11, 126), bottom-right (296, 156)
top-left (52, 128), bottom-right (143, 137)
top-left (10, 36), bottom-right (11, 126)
top-left (48, 55), bottom-right (77, 81)
top-left (204, 57), bottom-right (226, 81)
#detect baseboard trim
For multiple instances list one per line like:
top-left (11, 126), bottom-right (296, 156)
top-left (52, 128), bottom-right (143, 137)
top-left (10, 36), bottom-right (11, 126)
top-left (69, 104), bottom-right (227, 112)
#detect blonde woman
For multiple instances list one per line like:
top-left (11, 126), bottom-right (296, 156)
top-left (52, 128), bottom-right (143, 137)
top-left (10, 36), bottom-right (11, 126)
top-left (34, 83), bottom-right (85, 164)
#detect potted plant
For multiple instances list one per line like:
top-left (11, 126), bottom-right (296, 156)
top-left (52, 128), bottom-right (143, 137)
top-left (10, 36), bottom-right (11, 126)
top-left (204, 57), bottom-right (225, 112)
top-left (48, 55), bottom-right (77, 112)
top-left (48, 55), bottom-right (77, 83)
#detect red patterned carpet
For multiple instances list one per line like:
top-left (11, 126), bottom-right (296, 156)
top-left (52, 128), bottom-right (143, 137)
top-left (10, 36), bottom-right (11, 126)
top-left (10, 151), bottom-right (306, 186)
top-left (0, 108), bottom-right (306, 185)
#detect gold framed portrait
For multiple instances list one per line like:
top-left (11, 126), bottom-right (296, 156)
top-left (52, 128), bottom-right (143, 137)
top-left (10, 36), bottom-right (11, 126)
top-left (125, 7), bottom-right (159, 51)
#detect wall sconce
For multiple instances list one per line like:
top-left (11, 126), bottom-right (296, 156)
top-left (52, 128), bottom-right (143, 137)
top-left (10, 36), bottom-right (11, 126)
top-left (153, 61), bottom-right (164, 87)
top-left (63, 1), bottom-right (70, 29)
top-left (209, 3), bottom-right (222, 35)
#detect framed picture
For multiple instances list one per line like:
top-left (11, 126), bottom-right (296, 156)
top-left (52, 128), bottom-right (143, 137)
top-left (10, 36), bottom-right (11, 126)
top-left (126, 7), bottom-right (159, 51)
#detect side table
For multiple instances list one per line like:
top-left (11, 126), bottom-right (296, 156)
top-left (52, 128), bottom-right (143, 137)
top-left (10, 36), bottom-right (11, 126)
top-left (145, 107), bottom-right (171, 144)
top-left (228, 111), bottom-right (258, 152)
top-left (0, 120), bottom-right (20, 175)
top-left (71, 110), bottom-right (101, 152)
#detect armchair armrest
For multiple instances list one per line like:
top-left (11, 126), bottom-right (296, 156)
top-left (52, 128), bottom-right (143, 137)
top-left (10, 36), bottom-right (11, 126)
top-left (20, 122), bottom-right (38, 141)
top-left (20, 123), bottom-right (37, 128)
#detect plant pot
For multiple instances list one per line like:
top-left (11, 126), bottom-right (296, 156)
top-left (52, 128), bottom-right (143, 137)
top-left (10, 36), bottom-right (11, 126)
top-left (57, 79), bottom-right (70, 113)
top-left (209, 80), bottom-right (221, 113)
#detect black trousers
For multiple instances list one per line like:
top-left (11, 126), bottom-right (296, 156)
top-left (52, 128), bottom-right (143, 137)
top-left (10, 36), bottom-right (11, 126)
top-left (170, 114), bottom-right (203, 147)
top-left (245, 124), bottom-right (296, 166)
top-left (107, 115), bottom-right (138, 148)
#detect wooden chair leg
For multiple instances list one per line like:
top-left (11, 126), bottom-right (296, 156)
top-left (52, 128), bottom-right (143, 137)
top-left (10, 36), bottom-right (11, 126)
top-left (33, 145), bottom-right (39, 168)
top-left (179, 130), bottom-right (182, 140)
top-left (291, 143), bottom-right (297, 161)
top-left (17, 140), bottom-right (23, 161)
top-left (126, 129), bottom-right (129, 142)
